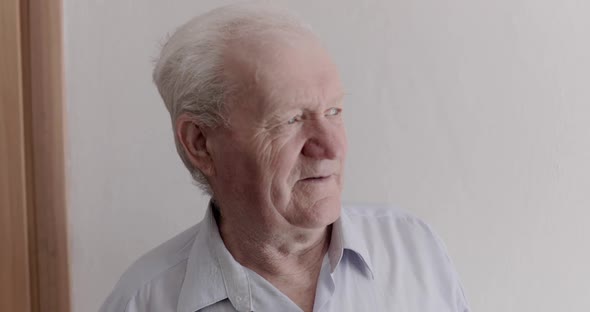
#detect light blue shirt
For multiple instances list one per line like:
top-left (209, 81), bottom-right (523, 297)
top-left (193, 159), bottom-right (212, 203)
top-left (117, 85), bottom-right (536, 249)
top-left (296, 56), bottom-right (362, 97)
top-left (100, 202), bottom-right (470, 312)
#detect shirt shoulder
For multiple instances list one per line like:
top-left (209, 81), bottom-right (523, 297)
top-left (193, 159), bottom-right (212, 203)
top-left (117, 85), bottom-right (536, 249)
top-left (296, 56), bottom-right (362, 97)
top-left (342, 202), bottom-right (455, 271)
top-left (342, 203), bottom-right (470, 311)
top-left (99, 223), bottom-right (202, 312)
top-left (342, 202), bottom-right (445, 243)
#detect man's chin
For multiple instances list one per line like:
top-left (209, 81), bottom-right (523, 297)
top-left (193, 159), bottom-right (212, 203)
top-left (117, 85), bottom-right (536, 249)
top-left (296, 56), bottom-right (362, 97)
top-left (292, 196), bottom-right (342, 229)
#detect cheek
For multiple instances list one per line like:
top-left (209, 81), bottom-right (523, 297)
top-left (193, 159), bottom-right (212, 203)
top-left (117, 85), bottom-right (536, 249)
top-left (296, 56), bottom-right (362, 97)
top-left (266, 137), bottom-right (305, 196)
top-left (254, 130), bottom-right (301, 173)
top-left (214, 132), bottom-right (267, 183)
top-left (215, 141), bottom-right (254, 186)
top-left (275, 144), bottom-right (303, 183)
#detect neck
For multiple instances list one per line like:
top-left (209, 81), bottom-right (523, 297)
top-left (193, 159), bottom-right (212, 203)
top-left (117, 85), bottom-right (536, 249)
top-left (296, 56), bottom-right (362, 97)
top-left (213, 201), bottom-right (330, 312)
top-left (215, 202), bottom-right (330, 277)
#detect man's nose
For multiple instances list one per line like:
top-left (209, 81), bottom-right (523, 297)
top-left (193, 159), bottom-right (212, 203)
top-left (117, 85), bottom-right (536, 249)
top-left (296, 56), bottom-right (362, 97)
top-left (301, 120), bottom-right (346, 160)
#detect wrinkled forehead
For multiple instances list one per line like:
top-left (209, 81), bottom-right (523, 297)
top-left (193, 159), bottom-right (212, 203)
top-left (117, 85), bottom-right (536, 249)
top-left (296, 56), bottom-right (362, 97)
top-left (223, 32), bottom-right (343, 114)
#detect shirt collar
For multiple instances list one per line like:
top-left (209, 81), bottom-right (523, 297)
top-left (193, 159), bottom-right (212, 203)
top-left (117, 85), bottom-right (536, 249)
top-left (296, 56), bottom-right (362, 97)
top-left (328, 208), bottom-right (375, 279)
top-left (177, 201), bottom-right (253, 312)
top-left (177, 203), bottom-right (374, 312)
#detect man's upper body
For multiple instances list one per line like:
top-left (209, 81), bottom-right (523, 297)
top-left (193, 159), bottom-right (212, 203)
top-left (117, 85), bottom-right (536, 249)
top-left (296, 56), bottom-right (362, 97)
top-left (100, 202), bottom-right (469, 312)
top-left (101, 3), bottom-right (470, 312)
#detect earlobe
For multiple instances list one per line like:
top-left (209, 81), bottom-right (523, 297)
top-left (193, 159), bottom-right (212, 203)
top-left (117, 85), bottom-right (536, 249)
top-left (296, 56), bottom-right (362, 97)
top-left (176, 113), bottom-right (216, 177)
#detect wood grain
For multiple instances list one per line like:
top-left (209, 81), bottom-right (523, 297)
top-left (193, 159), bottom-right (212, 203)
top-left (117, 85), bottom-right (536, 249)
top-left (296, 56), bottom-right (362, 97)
top-left (26, 0), bottom-right (71, 311)
top-left (0, 0), bottom-right (33, 311)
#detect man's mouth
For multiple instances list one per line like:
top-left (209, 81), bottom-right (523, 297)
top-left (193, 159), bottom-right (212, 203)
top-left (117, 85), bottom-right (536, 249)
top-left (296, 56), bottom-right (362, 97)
top-left (301, 175), bottom-right (331, 182)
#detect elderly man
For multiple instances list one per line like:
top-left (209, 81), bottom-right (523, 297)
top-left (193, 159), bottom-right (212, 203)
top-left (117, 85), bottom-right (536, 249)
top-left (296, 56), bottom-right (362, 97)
top-left (101, 3), bottom-right (469, 312)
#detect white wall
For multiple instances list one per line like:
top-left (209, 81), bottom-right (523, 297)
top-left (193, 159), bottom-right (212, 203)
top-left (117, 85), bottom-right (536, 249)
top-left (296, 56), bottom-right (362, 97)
top-left (64, 0), bottom-right (590, 311)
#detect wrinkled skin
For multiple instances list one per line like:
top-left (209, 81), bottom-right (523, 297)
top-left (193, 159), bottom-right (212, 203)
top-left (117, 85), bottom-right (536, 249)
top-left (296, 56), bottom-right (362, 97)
top-left (207, 33), bottom-right (348, 237)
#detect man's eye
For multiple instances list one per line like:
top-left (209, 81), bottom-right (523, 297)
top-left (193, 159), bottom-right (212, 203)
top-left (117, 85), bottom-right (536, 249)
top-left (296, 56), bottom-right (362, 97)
top-left (326, 107), bottom-right (342, 116)
top-left (288, 114), bottom-right (302, 124)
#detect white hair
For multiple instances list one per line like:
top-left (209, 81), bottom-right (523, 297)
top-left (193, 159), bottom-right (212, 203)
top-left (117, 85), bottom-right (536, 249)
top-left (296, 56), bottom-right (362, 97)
top-left (152, 2), bottom-right (313, 194)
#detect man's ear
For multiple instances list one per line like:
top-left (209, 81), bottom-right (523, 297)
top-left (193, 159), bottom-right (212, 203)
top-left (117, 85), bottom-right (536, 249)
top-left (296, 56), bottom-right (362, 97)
top-left (176, 113), bottom-right (216, 177)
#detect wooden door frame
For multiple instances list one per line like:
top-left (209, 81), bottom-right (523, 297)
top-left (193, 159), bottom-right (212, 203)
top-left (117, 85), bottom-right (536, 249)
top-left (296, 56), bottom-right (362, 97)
top-left (0, 0), bottom-right (70, 311)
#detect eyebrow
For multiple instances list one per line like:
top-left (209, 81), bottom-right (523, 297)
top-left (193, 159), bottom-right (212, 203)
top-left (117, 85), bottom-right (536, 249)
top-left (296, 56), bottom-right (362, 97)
top-left (271, 91), bottom-right (347, 111)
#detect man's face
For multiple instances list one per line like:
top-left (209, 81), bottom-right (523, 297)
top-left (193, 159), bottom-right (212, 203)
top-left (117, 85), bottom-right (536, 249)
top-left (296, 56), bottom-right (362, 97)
top-left (208, 35), bottom-right (347, 230)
